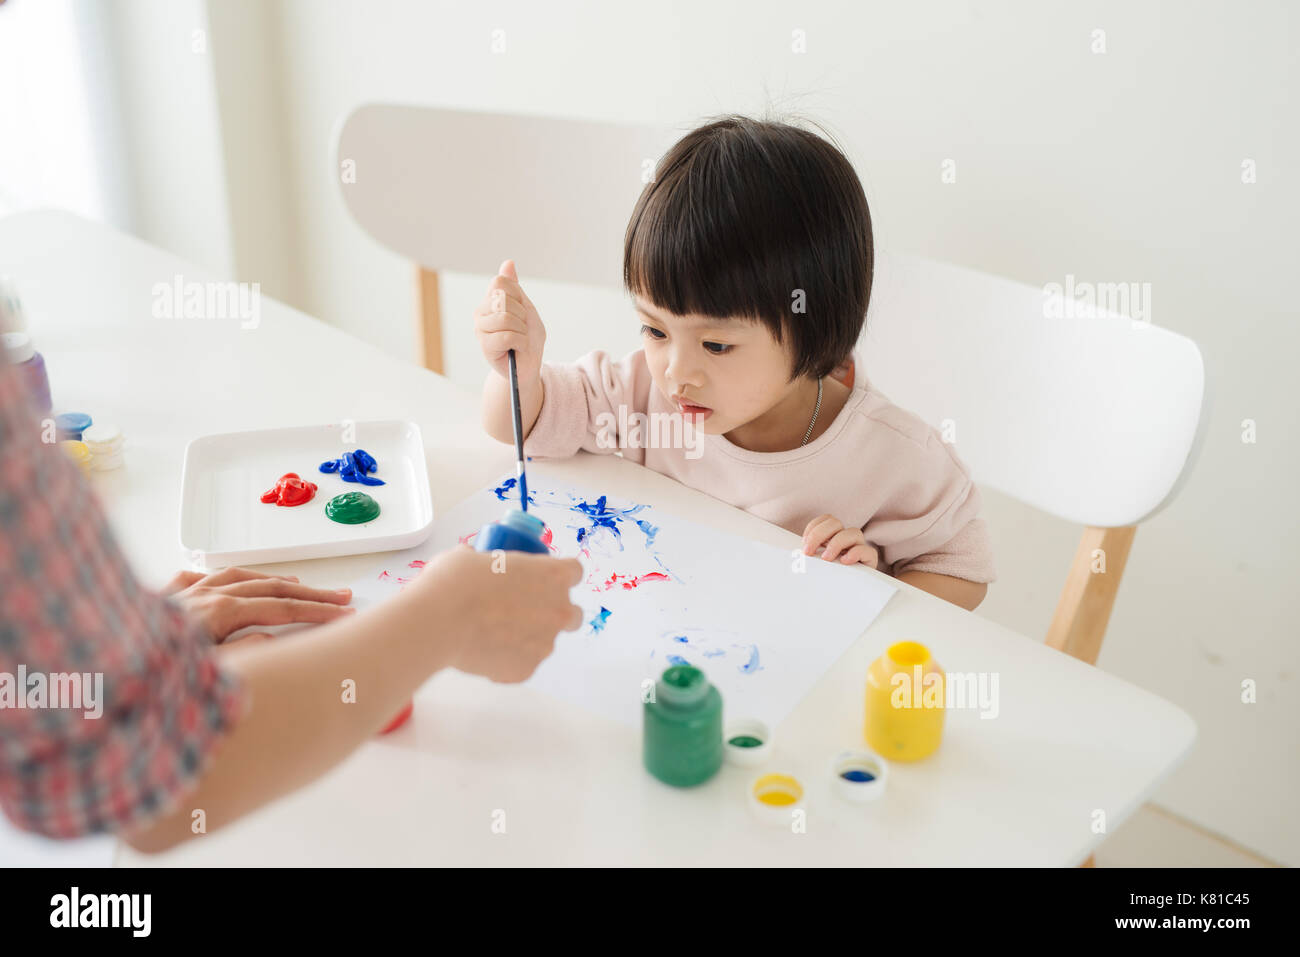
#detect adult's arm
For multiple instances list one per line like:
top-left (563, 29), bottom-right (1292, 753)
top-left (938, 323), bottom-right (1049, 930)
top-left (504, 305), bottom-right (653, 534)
top-left (0, 360), bottom-right (583, 849)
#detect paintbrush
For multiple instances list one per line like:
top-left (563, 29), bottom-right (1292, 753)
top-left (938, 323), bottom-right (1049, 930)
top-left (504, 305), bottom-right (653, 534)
top-left (507, 349), bottom-right (529, 512)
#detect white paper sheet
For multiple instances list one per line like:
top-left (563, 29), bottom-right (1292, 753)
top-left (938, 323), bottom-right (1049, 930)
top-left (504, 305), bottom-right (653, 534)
top-left (349, 473), bottom-right (897, 728)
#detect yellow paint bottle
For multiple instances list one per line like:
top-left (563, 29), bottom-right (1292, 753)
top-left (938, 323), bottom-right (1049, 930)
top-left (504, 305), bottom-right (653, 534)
top-left (864, 641), bottom-right (945, 761)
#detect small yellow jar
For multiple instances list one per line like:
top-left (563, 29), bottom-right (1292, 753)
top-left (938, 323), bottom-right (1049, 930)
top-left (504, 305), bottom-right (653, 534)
top-left (59, 439), bottom-right (92, 475)
top-left (864, 641), bottom-right (945, 761)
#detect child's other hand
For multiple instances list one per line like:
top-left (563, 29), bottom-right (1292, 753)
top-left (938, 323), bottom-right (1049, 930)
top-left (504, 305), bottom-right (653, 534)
top-left (474, 259), bottom-right (546, 385)
top-left (802, 514), bottom-right (879, 568)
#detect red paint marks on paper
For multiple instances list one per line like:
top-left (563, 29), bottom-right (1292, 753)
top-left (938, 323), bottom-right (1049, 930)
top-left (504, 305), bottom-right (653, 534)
top-left (377, 559), bottom-right (429, 588)
top-left (600, 571), bottom-right (670, 591)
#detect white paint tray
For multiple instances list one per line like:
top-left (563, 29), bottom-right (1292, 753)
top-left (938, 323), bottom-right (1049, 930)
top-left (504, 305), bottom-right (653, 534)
top-left (179, 420), bottom-right (434, 567)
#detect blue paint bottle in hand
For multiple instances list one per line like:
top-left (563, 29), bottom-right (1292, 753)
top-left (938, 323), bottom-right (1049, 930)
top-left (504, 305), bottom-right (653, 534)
top-left (475, 509), bottom-right (550, 554)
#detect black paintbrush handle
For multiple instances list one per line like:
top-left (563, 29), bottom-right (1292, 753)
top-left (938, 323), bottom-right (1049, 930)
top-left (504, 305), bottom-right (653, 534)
top-left (507, 349), bottom-right (528, 512)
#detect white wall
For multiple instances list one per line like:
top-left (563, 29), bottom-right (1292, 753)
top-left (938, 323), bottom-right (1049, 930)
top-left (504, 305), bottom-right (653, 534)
top-left (0, 0), bottom-right (131, 226)
top-left (0, 0), bottom-right (236, 272)
top-left (106, 0), bottom-right (235, 277)
top-left (205, 0), bottom-right (300, 303)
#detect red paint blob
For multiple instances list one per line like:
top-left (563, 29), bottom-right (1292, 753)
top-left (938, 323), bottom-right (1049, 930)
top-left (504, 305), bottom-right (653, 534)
top-left (380, 699), bottom-right (414, 734)
top-left (260, 472), bottom-right (318, 507)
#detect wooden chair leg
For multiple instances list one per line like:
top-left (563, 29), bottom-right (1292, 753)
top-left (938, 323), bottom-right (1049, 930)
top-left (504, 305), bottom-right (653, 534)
top-left (1046, 525), bottom-right (1137, 666)
top-left (415, 267), bottom-right (444, 374)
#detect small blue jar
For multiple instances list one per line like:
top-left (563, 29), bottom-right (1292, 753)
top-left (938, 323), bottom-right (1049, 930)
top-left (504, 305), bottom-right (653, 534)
top-left (474, 508), bottom-right (550, 554)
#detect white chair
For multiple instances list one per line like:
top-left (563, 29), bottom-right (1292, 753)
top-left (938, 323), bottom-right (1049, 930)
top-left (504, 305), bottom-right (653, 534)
top-left (335, 103), bottom-right (678, 373)
top-left (861, 252), bottom-right (1208, 666)
top-left (336, 104), bottom-right (1210, 670)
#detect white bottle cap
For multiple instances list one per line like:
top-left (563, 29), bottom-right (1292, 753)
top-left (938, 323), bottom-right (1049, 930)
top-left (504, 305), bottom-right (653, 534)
top-left (2, 331), bottom-right (35, 364)
top-left (82, 422), bottom-right (123, 448)
top-left (723, 717), bottom-right (773, 767)
top-left (0, 277), bottom-right (26, 335)
top-left (830, 750), bottom-right (888, 803)
top-left (748, 773), bottom-right (805, 827)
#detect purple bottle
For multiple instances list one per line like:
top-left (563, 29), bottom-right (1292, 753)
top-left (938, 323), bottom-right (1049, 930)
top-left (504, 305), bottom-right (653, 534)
top-left (2, 331), bottom-right (52, 414)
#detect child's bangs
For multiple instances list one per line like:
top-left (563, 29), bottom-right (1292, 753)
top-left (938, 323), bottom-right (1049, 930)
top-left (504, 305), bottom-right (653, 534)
top-left (623, 157), bottom-right (788, 339)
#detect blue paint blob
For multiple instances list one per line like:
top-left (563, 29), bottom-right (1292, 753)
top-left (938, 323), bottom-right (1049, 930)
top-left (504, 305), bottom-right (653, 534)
top-left (666, 654), bottom-right (689, 666)
top-left (738, 644), bottom-right (762, 675)
top-left (841, 769), bottom-right (876, 783)
top-left (320, 448), bottom-right (386, 485)
top-left (636, 519), bottom-right (659, 546)
top-left (673, 635), bottom-right (689, 643)
top-left (588, 606), bottom-right (612, 634)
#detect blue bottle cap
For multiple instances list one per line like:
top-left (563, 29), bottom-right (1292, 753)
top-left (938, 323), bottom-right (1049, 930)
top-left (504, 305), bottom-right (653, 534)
top-left (56, 412), bottom-right (93, 437)
top-left (499, 508), bottom-right (547, 537)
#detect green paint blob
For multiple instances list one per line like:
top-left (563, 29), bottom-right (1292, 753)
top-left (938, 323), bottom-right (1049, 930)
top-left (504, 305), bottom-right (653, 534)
top-left (325, 491), bottom-right (380, 525)
top-left (728, 735), bottom-right (763, 749)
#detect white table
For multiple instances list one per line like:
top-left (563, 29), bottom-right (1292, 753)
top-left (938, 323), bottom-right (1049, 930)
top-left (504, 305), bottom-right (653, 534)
top-left (0, 210), bottom-right (1196, 866)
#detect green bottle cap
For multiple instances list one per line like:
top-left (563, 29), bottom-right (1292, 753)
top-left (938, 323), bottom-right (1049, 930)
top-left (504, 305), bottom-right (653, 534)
top-left (657, 665), bottom-right (709, 706)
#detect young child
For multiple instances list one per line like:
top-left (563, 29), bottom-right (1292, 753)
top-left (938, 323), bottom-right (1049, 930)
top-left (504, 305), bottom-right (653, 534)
top-left (476, 115), bottom-right (994, 610)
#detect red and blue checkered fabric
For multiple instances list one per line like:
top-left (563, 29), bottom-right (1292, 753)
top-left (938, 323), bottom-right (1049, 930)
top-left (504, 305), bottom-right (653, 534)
top-left (0, 361), bottom-right (244, 838)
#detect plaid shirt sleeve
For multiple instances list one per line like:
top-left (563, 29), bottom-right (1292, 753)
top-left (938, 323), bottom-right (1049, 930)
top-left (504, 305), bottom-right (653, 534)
top-left (0, 361), bottom-right (245, 838)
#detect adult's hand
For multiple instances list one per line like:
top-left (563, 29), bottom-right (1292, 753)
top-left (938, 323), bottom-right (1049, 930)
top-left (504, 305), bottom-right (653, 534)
top-left (163, 567), bottom-right (355, 645)
top-left (125, 548), bottom-right (580, 853)
top-left (410, 545), bottom-right (584, 683)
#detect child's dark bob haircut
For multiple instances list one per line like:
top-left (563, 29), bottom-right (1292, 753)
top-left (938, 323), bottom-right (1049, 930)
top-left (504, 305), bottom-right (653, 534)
top-left (623, 114), bottom-right (873, 382)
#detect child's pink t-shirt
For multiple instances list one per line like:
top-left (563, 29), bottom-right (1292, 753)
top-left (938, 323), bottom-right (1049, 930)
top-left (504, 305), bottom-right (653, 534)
top-left (526, 348), bottom-right (996, 584)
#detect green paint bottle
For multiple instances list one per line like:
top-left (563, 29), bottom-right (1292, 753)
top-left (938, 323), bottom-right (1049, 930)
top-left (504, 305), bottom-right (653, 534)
top-left (643, 665), bottom-right (723, 787)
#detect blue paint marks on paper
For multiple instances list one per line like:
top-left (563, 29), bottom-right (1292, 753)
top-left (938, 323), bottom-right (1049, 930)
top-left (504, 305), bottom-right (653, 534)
top-left (493, 476), bottom-right (536, 506)
top-left (702, 648), bottom-right (725, 659)
top-left (568, 495), bottom-right (648, 552)
top-left (738, 644), bottom-right (762, 675)
top-left (672, 635), bottom-right (689, 644)
top-left (636, 519), bottom-right (659, 547)
top-left (588, 606), bottom-right (612, 634)
top-left (666, 654), bottom-right (689, 666)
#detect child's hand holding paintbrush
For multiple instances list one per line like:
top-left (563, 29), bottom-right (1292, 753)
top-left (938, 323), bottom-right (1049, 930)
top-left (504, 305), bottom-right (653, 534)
top-left (476, 259), bottom-right (548, 457)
